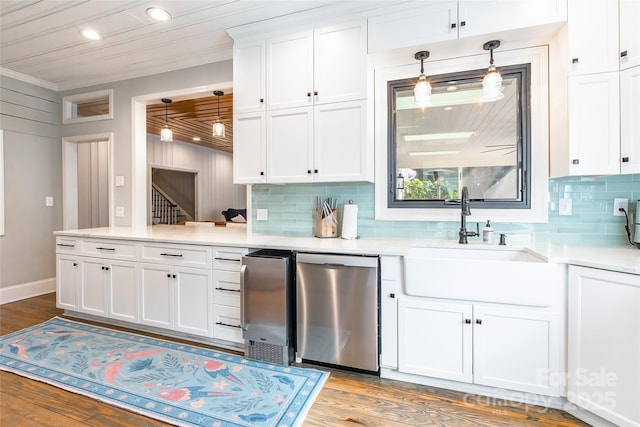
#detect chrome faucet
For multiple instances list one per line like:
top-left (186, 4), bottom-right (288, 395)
top-left (459, 186), bottom-right (479, 244)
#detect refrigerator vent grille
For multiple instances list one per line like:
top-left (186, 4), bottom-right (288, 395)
top-left (245, 340), bottom-right (289, 366)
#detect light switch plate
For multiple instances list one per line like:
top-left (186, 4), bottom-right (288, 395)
top-left (115, 206), bottom-right (125, 217)
top-left (559, 198), bottom-right (572, 216)
top-left (256, 209), bottom-right (268, 221)
top-left (45, 196), bottom-right (54, 207)
top-left (115, 175), bottom-right (125, 187)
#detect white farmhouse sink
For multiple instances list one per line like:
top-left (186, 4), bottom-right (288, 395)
top-left (404, 245), bottom-right (562, 306)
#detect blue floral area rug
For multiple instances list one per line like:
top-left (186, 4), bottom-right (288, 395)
top-left (0, 317), bottom-right (328, 427)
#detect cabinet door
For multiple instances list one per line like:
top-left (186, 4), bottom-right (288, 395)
top-left (139, 264), bottom-right (173, 330)
top-left (266, 31), bottom-right (313, 110)
top-left (368, 1), bottom-right (457, 52)
top-left (314, 21), bottom-right (367, 104)
top-left (568, 0), bottom-right (619, 75)
top-left (233, 112), bottom-right (267, 184)
top-left (473, 304), bottom-right (561, 396)
top-left (568, 72), bottom-right (620, 175)
top-left (620, 0), bottom-right (640, 70)
top-left (56, 255), bottom-right (79, 310)
top-left (267, 107), bottom-right (313, 183)
top-left (398, 299), bottom-right (472, 383)
top-left (79, 258), bottom-right (108, 317)
top-left (460, 0), bottom-right (567, 39)
top-left (380, 256), bottom-right (401, 369)
top-left (620, 66), bottom-right (640, 174)
top-left (314, 100), bottom-right (368, 182)
top-left (107, 260), bottom-right (138, 323)
top-left (233, 40), bottom-right (266, 113)
top-left (568, 266), bottom-right (640, 427)
top-left (174, 267), bottom-right (213, 337)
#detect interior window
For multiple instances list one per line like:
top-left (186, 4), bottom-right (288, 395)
top-left (388, 64), bottom-right (531, 209)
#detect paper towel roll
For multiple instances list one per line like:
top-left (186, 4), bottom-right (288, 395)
top-left (341, 202), bottom-right (358, 239)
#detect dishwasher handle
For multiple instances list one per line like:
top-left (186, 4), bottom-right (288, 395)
top-left (239, 264), bottom-right (247, 332)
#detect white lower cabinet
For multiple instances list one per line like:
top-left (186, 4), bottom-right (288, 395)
top-left (56, 255), bottom-right (80, 311)
top-left (140, 263), bottom-right (213, 338)
top-left (568, 266), bottom-right (640, 427)
top-left (211, 246), bottom-right (248, 345)
top-left (398, 298), bottom-right (562, 396)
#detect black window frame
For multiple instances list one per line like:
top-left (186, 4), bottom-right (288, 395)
top-left (387, 63), bottom-right (532, 210)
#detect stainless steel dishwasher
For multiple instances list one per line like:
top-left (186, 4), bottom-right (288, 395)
top-left (296, 252), bottom-right (379, 372)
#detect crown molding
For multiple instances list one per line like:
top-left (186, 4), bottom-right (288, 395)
top-left (0, 67), bottom-right (59, 91)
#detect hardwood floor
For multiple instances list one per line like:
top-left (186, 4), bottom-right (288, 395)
top-left (0, 293), bottom-right (589, 427)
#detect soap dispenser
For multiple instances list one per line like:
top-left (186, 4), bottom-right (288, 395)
top-left (482, 220), bottom-right (494, 244)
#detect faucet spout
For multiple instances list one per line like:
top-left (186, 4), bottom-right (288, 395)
top-left (458, 186), bottom-right (478, 244)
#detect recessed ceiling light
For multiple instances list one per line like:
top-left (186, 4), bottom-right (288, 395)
top-left (146, 7), bottom-right (171, 21)
top-left (80, 29), bottom-right (102, 41)
top-left (192, 137), bottom-right (201, 142)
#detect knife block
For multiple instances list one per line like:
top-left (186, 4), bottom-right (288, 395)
top-left (314, 209), bottom-right (338, 238)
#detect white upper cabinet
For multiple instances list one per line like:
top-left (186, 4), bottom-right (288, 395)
top-left (568, 0), bottom-right (619, 75)
top-left (267, 31), bottom-right (314, 110)
top-left (620, 66), bottom-right (640, 174)
top-left (233, 40), bottom-right (266, 114)
top-left (368, 0), bottom-right (567, 53)
top-left (567, 72), bottom-right (621, 175)
top-left (267, 107), bottom-right (314, 183)
top-left (266, 21), bottom-right (367, 110)
top-left (233, 112), bottom-right (267, 183)
top-left (619, 0), bottom-right (640, 70)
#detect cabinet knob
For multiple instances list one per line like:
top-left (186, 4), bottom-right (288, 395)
top-left (572, 58), bottom-right (579, 64)
top-left (307, 92), bottom-right (311, 97)
top-left (260, 171), bottom-right (265, 176)
top-left (460, 21), bottom-right (466, 27)
top-left (172, 274), bottom-right (177, 279)
top-left (307, 170), bottom-right (312, 174)
top-left (314, 169), bottom-right (318, 174)
top-left (101, 266), bottom-right (105, 270)
top-left (389, 293), bottom-right (395, 299)
top-left (621, 50), bottom-right (628, 58)
top-left (73, 262), bottom-right (78, 267)
top-left (475, 319), bottom-right (482, 325)
top-left (260, 98), bottom-right (264, 103)
top-left (167, 273), bottom-right (171, 278)
top-left (572, 159), bottom-right (579, 165)
top-left (464, 319), bottom-right (471, 324)
top-left (314, 91), bottom-right (318, 96)
top-left (104, 267), bottom-right (109, 271)
top-left (451, 23), bottom-right (456, 29)
top-left (622, 157), bottom-right (630, 163)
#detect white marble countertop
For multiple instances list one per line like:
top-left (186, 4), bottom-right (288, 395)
top-left (55, 224), bottom-right (640, 275)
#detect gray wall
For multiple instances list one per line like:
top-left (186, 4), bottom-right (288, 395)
top-left (60, 61), bottom-right (233, 227)
top-left (0, 76), bottom-right (62, 289)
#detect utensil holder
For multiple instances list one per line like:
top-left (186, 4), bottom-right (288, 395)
top-left (314, 209), bottom-right (338, 238)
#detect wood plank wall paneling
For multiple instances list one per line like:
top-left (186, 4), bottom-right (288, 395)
top-left (0, 76), bottom-right (60, 137)
top-left (147, 134), bottom-right (246, 222)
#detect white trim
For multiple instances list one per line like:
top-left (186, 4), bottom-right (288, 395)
top-left (374, 46), bottom-right (550, 223)
top-left (0, 278), bottom-right (56, 305)
top-left (62, 89), bottom-right (114, 124)
top-left (0, 129), bottom-right (4, 236)
top-left (131, 82), bottom-right (233, 229)
top-left (0, 66), bottom-right (58, 91)
top-left (61, 133), bottom-right (114, 230)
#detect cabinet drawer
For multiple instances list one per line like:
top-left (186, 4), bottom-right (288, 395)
top-left (141, 243), bottom-right (212, 268)
top-left (83, 239), bottom-right (136, 260)
top-left (213, 270), bottom-right (241, 307)
top-left (56, 237), bottom-right (79, 254)
top-left (213, 304), bottom-right (243, 344)
top-left (213, 246), bottom-right (248, 271)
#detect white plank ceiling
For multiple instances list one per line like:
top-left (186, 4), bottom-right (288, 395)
top-left (0, 0), bottom-right (398, 91)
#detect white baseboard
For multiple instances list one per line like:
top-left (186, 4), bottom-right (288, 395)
top-left (0, 278), bottom-right (56, 305)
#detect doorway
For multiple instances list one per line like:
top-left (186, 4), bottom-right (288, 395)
top-left (62, 133), bottom-right (113, 230)
top-left (150, 167), bottom-right (197, 224)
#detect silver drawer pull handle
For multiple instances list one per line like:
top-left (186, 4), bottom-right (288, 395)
top-left (215, 257), bottom-right (241, 262)
top-left (96, 247), bottom-right (116, 251)
top-left (160, 253), bottom-right (183, 257)
top-left (56, 243), bottom-right (75, 248)
top-left (215, 287), bottom-right (240, 292)
top-left (215, 321), bottom-right (241, 329)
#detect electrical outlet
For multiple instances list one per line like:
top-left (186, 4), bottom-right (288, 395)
top-left (256, 209), bottom-right (268, 221)
top-left (613, 198), bottom-right (628, 216)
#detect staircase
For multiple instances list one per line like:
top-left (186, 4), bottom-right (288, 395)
top-left (151, 185), bottom-right (192, 225)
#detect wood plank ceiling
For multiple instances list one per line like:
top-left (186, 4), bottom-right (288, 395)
top-left (146, 93), bottom-right (233, 153)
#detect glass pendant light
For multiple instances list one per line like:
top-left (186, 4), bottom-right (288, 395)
top-left (160, 98), bottom-right (173, 142)
top-left (212, 90), bottom-right (225, 138)
top-left (414, 51), bottom-right (432, 107)
top-left (482, 40), bottom-right (504, 102)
